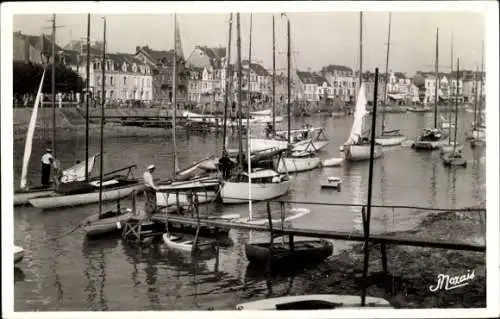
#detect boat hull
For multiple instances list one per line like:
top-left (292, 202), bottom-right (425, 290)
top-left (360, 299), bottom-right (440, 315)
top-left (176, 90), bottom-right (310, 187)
top-left (440, 144), bottom-right (463, 155)
top-left (156, 179), bottom-right (220, 207)
top-left (14, 189), bottom-right (55, 206)
top-left (412, 139), bottom-right (448, 150)
top-left (344, 144), bottom-right (383, 161)
top-left (236, 294), bottom-right (392, 310)
top-left (83, 211), bottom-right (134, 237)
top-left (277, 156), bottom-right (321, 173)
top-left (29, 183), bottom-right (145, 209)
top-left (162, 233), bottom-right (214, 252)
top-left (321, 158), bottom-right (343, 167)
top-left (245, 239), bottom-right (333, 268)
top-left (374, 135), bottom-right (406, 146)
top-left (221, 180), bottom-right (290, 204)
top-left (14, 246), bottom-right (24, 264)
top-left (293, 140), bottom-right (329, 153)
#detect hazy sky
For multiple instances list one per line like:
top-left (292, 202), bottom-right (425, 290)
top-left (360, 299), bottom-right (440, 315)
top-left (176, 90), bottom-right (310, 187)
top-left (13, 11), bottom-right (486, 75)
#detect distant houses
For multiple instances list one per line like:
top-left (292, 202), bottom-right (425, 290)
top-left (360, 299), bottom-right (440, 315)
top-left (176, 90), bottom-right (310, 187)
top-left (13, 31), bottom-right (486, 108)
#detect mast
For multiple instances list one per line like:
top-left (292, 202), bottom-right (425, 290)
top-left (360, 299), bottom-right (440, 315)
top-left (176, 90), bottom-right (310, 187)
top-left (287, 18), bottom-right (291, 147)
top-left (272, 15), bottom-right (276, 131)
top-left (85, 13), bottom-right (90, 181)
top-left (172, 14), bottom-right (178, 175)
top-left (361, 67), bottom-right (379, 306)
top-left (358, 12), bottom-right (363, 92)
top-left (98, 17), bottom-right (106, 217)
top-left (478, 40), bottom-right (484, 128)
top-left (51, 14), bottom-right (57, 158)
top-left (236, 13), bottom-right (243, 168)
top-left (473, 65), bottom-right (478, 130)
top-left (222, 13), bottom-right (233, 154)
top-left (247, 13), bottom-right (253, 220)
top-left (381, 12), bottom-right (391, 134)
top-left (434, 28), bottom-right (439, 129)
top-left (453, 58), bottom-right (459, 153)
top-left (448, 33), bottom-right (453, 145)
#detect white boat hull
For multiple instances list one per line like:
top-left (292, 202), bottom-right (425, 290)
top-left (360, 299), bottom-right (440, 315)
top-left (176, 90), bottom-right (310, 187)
top-left (156, 179), bottom-right (220, 207)
top-left (236, 294), bottom-right (392, 310)
top-left (440, 144), bottom-right (463, 155)
top-left (14, 246), bottom-right (24, 264)
top-left (82, 211), bottom-right (134, 237)
top-left (234, 208), bottom-right (310, 226)
top-left (162, 233), bottom-right (213, 252)
top-left (221, 180), bottom-right (290, 204)
top-left (413, 139), bottom-right (449, 150)
top-left (322, 158), bottom-right (343, 167)
top-left (277, 156), bottom-right (321, 173)
top-left (29, 183), bottom-right (145, 209)
top-left (14, 190), bottom-right (55, 206)
top-left (374, 135), bottom-right (406, 146)
top-left (344, 144), bottom-right (383, 161)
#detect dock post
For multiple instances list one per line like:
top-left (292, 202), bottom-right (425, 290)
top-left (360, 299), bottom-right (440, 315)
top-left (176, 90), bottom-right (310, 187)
top-left (266, 201), bottom-right (274, 274)
top-left (192, 193), bottom-right (201, 255)
top-left (381, 242), bottom-right (388, 274)
top-left (132, 190), bottom-right (137, 215)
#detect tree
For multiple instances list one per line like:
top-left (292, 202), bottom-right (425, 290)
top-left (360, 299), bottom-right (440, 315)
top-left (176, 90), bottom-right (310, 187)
top-left (13, 61), bottom-right (84, 97)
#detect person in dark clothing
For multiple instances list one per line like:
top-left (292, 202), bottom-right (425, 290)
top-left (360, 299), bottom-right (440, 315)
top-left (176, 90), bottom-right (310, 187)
top-left (218, 151), bottom-right (234, 180)
top-left (41, 148), bottom-right (54, 186)
top-left (265, 122), bottom-right (274, 137)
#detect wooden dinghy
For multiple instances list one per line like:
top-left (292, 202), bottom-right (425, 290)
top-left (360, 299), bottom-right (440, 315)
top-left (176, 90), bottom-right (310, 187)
top-left (162, 233), bottom-right (214, 252)
top-left (236, 294), bottom-right (392, 310)
top-left (14, 246), bottom-right (24, 264)
top-left (277, 154), bottom-right (321, 173)
top-left (83, 208), bottom-right (134, 237)
top-left (29, 180), bottom-right (144, 209)
top-left (245, 238), bottom-right (333, 268)
top-left (442, 152), bottom-right (467, 167)
top-left (321, 177), bottom-right (342, 190)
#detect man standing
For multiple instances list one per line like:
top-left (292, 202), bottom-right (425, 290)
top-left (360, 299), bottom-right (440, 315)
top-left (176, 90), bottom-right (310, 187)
top-left (218, 151), bottom-right (234, 180)
top-left (41, 148), bottom-right (54, 186)
top-left (143, 164), bottom-right (158, 219)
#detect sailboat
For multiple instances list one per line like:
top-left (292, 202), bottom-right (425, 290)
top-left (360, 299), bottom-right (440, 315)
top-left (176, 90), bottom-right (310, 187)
top-left (221, 13), bottom-right (290, 205)
top-left (343, 84), bottom-right (383, 161)
top-left (468, 43), bottom-right (486, 147)
top-left (374, 12), bottom-right (406, 147)
top-left (442, 58), bottom-right (467, 167)
top-left (412, 28), bottom-right (449, 151)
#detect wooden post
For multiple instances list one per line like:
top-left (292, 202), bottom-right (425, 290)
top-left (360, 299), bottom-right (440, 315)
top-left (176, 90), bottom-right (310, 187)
top-left (192, 193), bottom-right (201, 255)
top-left (381, 242), bottom-right (388, 275)
top-left (176, 190), bottom-right (180, 214)
top-left (266, 201), bottom-right (274, 273)
top-left (132, 190), bottom-right (137, 215)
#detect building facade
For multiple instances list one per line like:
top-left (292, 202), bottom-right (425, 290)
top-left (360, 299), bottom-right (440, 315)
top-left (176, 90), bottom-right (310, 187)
top-left (321, 65), bottom-right (357, 102)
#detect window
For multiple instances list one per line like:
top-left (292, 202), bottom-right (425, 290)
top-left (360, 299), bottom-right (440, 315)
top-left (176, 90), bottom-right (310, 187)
top-left (124, 76), bottom-right (127, 85)
top-left (110, 76), bottom-right (114, 86)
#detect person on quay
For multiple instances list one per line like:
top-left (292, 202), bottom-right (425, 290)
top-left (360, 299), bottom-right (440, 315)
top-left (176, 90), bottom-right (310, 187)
top-left (218, 151), bottom-right (234, 180)
top-left (143, 164), bottom-right (158, 219)
top-left (41, 148), bottom-right (55, 186)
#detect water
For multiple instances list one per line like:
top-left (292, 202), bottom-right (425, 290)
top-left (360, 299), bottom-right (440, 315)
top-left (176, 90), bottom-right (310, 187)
top-left (13, 111), bottom-right (486, 311)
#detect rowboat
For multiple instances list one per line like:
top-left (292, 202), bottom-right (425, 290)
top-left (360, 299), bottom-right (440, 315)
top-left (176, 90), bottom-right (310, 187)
top-left (29, 180), bottom-right (144, 209)
top-left (442, 152), bottom-right (467, 167)
top-left (82, 209), bottom-right (134, 237)
top-left (277, 154), bottom-right (321, 173)
top-left (221, 169), bottom-right (290, 204)
top-left (14, 246), bottom-right (24, 264)
top-left (245, 238), bottom-right (333, 269)
top-left (162, 233), bottom-right (215, 252)
top-left (321, 177), bottom-right (342, 189)
top-left (412, 128), bottom-right (448, 150)
top-left (236, 294), bottom-right (392, 310)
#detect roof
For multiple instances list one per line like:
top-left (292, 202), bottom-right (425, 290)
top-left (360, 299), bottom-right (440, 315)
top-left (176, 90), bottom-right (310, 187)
top-left (320, 64), bottom-right (353, 74)
top-left (296, 71), bottom-right (327, 85)
top-left (15, 32), bottom-right (64, 56)
top-left (242, 61), bottom-right (269, 76)
top-left (196, 46), bottom-right (226, 69)
top-left (394, 72), bottom-right (406, 79)
top-left (106, 53), bottom-right (149, 72)
top-left (63, 40), bottom-right (102, 55)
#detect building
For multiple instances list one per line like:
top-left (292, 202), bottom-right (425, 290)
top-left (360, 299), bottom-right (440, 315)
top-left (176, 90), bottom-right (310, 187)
top-left (295, 71), bottom-right (330, 102)
top-left (461, 70), bottom-right (485, 104)
top-left (321, 65), bottom-right (357, 102)
top-left (13, 31), bottom-right (62, 64)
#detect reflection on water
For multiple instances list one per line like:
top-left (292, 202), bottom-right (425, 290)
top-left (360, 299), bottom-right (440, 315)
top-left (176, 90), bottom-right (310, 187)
top-left (13, 112), bottom-right (486, 311)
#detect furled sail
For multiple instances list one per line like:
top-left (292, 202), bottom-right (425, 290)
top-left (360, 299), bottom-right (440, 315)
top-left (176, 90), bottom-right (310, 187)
top-left (20, 69), bottom-right (46, 189)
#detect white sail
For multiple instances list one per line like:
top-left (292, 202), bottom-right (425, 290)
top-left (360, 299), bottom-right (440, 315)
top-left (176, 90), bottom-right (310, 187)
top-left (20, 69), bottom-right (46, 189)
top-left (61, 154), bottom-right (98, 183)
top-left (345, 84), bottom-right (368, 146)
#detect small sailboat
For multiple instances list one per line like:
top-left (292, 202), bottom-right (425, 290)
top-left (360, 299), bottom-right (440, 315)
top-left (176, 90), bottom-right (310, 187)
top-left (236, 294), bottom-right (392, 310)
top-left (375, 13), bottom-right (406, 147)
top-left (343, 84), bottom-right (383, 161)
top-left (14, 245), bottom-right (24, 264)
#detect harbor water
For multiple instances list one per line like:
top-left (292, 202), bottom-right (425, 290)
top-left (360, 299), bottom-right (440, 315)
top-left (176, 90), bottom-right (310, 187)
top-left (12, 111), bottom-right (486, 311)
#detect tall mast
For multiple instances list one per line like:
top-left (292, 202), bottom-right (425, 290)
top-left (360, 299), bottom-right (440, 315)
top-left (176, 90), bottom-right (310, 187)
top-left (51, 14), bottom-right (57, 158)
top-left (236, 13), bottom-right (243, 168)
top-left (98, 17), bottom-right (106, 217)
top-left (382, 12), bottom-right (391, 134)
top-left (222, 13), bottom-right (233, 154)
top-left (272, 15), bottom-right (276, 131)
top-left (448, 33), bottom-right (453, 145)
top-left (434, 28), bottom-right (439, 129)
top-left (473, 65), bottom-right (478, 130)
top-left (247, 13), bottom-right (253, 220)
top-left (172, 14), bottom-right (178, 175)
top-left (358, 12), bottom-right (363, 92)
top-left (287, 18), bottom-right (291, 146)
top-left (478, 40), bottom-right (484, 128)
top-left (453, 58), bottom-right (459, 152)
top-left (85, 13), bottom-right (91, 181)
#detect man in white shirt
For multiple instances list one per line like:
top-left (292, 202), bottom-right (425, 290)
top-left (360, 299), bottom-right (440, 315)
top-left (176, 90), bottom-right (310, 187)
top-left (143, 164), bottom-right (158, 218)
top-left (41, 148), bottom-right (54, 186)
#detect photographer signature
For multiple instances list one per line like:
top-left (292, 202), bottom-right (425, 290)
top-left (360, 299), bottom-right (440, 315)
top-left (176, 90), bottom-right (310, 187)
top-left (429, 269), bottom-right (475, 292)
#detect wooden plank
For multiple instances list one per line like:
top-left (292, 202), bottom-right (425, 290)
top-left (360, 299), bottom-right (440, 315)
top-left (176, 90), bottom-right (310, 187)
top-left (150, 214), bottom-right (485, 252)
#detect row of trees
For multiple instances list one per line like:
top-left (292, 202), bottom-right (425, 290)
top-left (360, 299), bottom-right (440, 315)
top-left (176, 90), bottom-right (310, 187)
top-left (13, 61), bottom-right (84, 97)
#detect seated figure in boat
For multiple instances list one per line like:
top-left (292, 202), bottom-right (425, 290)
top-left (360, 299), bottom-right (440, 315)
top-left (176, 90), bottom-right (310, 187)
top-left (218, 151), bottom-right (234, 180)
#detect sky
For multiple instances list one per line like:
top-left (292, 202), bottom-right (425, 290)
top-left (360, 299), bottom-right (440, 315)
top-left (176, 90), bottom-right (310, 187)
top-left (13, 11), bottom-right (486, 76)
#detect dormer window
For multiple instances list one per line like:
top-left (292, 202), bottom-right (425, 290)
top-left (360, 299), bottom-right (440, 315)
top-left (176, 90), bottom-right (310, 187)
top-left (122, 63), bottom-right (127, 72)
